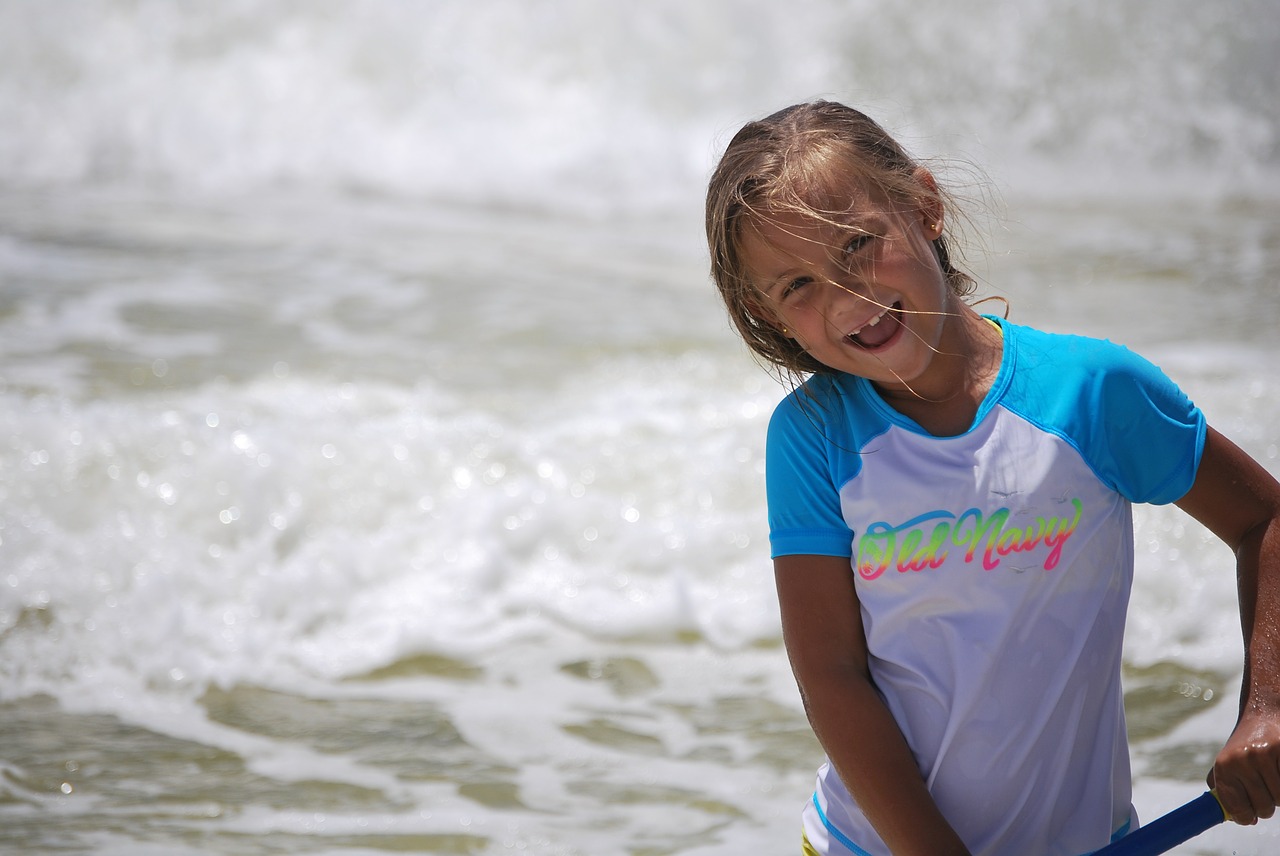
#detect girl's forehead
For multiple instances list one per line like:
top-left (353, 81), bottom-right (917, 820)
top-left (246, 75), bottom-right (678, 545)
top-left (789, 171), bottom-right (877, 214)
top-left (744, 180), bottom-right (889, 245)
top-left (762, 167), bottom-right (915, 232)
top-left (745, 209), bottom-right (830, 248)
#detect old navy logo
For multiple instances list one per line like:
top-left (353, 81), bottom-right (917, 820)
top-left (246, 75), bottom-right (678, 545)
top-left (856, 499), bottom-right (1084, 580)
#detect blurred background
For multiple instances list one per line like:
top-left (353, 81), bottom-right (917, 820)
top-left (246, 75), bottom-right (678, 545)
top-left (1, 1), bottom-right (1278, 853)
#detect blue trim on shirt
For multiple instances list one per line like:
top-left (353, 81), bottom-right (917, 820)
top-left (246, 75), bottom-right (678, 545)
top-left (811, 791), bottom-right (1132, 855)
top-left (811, 792), bottom-right (873, 856)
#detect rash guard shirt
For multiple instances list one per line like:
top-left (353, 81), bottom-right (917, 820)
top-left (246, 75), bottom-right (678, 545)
top-left (766, 318), bottom-right (1206, 856)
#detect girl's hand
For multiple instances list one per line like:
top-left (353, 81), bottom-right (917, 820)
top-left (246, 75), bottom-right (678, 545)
top-left (1210, 707), bottom-right (1280, 825)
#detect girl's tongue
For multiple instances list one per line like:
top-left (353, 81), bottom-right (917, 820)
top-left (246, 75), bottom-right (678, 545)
top-left (851, 304), bottom-right (901, 349)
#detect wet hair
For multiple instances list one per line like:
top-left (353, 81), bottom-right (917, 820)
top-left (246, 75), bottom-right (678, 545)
top-left (705, 100), bottom-right (976, 379)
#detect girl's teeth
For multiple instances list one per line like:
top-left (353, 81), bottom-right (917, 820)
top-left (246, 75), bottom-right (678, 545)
top-left (852, 307), bottom-right (889, 336)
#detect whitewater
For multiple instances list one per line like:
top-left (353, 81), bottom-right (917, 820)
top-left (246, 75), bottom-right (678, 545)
top-left (1, 1), bottom-right (1278, 853)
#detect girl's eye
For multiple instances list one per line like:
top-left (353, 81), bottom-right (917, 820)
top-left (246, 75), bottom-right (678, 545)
top-left (844, 234), bottom-right (874, 256)
top-left (782, 277), bottom-right (812, 300)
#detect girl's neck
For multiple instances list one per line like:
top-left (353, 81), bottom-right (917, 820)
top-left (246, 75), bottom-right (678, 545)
top-left (873, 306), bottom-right (1004, 437)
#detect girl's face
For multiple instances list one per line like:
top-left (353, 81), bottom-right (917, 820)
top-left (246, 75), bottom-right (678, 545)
top-left (740, 180), bottom-right (958, 393)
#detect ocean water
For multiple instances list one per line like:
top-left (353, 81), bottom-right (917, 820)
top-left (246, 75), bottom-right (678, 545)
top-left (1, 2), bottom-right (1279, 854)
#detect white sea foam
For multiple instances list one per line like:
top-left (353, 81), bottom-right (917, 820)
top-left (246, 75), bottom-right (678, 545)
top-left (1, 3), bottom-right (1279, 853)
top-left (1, 0), bottom-right (1277, 206)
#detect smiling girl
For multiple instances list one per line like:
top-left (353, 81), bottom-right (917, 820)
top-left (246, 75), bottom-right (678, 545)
top-left (705, 100), bottom-right (1280, 855)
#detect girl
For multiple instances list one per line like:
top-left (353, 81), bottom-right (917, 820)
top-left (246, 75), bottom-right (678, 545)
top-left (704, 100), bottom-right (1280, 855)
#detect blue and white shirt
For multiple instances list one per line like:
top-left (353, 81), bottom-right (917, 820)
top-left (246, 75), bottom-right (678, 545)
top-left (767, 318), bottom-right (1206, 856)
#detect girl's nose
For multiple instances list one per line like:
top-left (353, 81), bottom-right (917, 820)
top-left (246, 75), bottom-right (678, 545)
top-left (816, 275), bottom-right (871, 309)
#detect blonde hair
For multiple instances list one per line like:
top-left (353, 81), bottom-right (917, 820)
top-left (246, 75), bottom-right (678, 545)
top-left (705, 101), bottom-right (975, 379)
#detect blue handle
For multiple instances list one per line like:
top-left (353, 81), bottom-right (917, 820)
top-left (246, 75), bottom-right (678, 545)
top-left (1092, 791), bottom-right (1228, 856)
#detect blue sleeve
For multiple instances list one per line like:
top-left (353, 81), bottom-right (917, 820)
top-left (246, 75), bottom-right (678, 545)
top-left (1013, 332), bottom-right (1206, 505)
top-left (1087, 345), bottom-right (1206, 503)
top-left (765, 391), bottom-right (856, 559)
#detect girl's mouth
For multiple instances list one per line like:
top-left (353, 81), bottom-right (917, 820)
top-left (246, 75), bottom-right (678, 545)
top-left (846, 302), bottom-right (902, 350)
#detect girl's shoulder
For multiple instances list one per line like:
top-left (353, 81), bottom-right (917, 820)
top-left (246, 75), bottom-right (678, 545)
top-left (1003, 319), bottom-right (1137, 368)
top-left (769, 371), bottom-right (878, 428)
top-left (1001, 319), bottom-right (1185, 406)
top-left (999, 319), bottom-right (1205, 503)
top-left (767, 371), bottom-right (891, 453)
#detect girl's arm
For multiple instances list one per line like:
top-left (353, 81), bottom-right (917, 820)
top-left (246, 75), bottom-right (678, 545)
top-left (1174, 425), bottom-right (1280, 825)
top-left (775, 554), bottom-right (971, 855)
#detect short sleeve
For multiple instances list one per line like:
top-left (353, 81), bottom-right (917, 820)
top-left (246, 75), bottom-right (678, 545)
top-left (765, 391), bottom-right (856, 559)
top-left (1009, 332), bottom-right (1208, 506)
top-left (1086, 345), bottom-right (1206, 504)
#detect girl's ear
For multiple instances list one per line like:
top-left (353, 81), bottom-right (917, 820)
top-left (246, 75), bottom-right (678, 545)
top-left (912, 167), bottom-right (945, 238)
